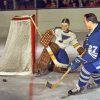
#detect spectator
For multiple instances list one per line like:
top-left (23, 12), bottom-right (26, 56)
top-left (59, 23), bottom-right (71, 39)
top-left (45, 0), bottom-right (57, 8)
top-left (86, 1), bottom-right (96, 8)
top-left (3, 0), bottom-right (7, 9)
top-left (17, 0), bottom-right (34, 9)
top-left (58, 0), bottom-right (70, 8)
top-left (36, 0), bottom-right (47, 8)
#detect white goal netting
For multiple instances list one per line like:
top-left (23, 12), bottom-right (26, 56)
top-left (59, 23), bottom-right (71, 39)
top-left (0, 15), bottom-right (35, 75)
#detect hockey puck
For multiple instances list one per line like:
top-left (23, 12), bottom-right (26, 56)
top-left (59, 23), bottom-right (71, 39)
top-left (2, 79), bottom-right (7, 82)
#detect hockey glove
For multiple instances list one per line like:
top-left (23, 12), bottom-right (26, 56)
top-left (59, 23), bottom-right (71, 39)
top-left (69, 57), bottom-right (83, 71)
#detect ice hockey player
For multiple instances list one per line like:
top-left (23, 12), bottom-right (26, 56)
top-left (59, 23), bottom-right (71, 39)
top-left (47, 18), bottom-right (84, 73)
top-left (35, 18), bottom-right (84, 76)
top-left (68, 13), bottom-right (100, 95)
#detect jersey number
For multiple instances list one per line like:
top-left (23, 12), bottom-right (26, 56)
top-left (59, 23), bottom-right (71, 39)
top-left (88, 45), bottom-right (98, 59)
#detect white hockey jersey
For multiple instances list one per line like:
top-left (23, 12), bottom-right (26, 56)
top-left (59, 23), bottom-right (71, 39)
top-left (54, 28), bottom-right (78, 49)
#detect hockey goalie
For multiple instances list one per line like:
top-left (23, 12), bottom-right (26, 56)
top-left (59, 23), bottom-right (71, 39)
top-left (35, 18), bottom-right (84, 76)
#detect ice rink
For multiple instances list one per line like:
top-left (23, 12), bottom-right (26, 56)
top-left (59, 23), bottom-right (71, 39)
top-left (0, 32), bottom-right (100, 100)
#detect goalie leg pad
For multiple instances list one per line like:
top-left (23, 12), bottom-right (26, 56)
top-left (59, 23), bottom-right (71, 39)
top-left (34, 42), bottom-right (59, 75)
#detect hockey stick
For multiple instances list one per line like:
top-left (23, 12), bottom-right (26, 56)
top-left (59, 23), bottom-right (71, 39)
top-left (30, 16), bottom-right (68, 68)
top-left (45, 67), bottom-right (71, 89)
top-left (45, 50), bottom-right (87, 89)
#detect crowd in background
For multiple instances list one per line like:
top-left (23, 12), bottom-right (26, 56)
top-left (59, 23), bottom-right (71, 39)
top-left (0, 0), bottom-right (100, 10)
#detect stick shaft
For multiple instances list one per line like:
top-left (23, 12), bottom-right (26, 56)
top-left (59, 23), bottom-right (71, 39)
top-left (51, 67), bottom-right (71, 89)
top-left (30, 16), bottom-right (42, 37)
top-left (60, 67), bottom-right (71, 81)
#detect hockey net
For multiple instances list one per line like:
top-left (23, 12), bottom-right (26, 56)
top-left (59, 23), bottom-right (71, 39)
top-left (0, 15), bottom-right (35, 75)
